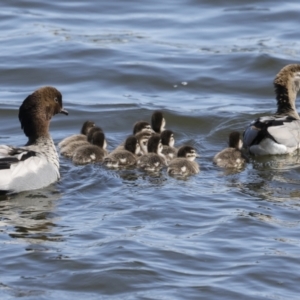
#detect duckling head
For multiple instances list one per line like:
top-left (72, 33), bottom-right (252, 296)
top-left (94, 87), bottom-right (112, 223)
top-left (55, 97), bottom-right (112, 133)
top-left (147, 135), bottom-right (163, 154)
top-left (81, 120), bottom-right (96, 135)
top-left (228, 131), bottom-right (242, 150)
top-left (87, 126), bottom-right (103, 143)
top-left (151, 111), bottom-right (165, 133)
top-left (125, 135), bottom-right (141, 155)
top-left (177, 146), bottom-right (199, 161)
top-left (90, 131), bottom-right (107, 149)
top-left (161, 129), bottom-right (175, 147)
top-left (133, 121), bottom-right (153, 135)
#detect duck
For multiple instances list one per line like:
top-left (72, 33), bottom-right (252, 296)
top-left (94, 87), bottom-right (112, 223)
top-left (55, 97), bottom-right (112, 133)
top-left (243, 64), bottom-right (300, 155)
top-left (60, 126), bottom-right (103, 158)
top-left (160, 129), bottom-right (178, 162)
top-left (104, 135), bottom-right (141, 168)
top-left (137, 135), bottom-right (167, 172)
top-left (72, 131), bottom-right (108, 165)
top-left (151, 111), bottom-right (166, 133)
top-left (0, 86), bottom-right (68, 193)
top-left (213, 131), bottom-right (246, 168)
top-left (167, 146), bottom-right (199, 176)
top-left (58, 120), bottom-right (95, 149)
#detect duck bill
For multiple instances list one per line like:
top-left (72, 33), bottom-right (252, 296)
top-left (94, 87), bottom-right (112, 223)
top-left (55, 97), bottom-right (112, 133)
top-left (60, 108), bottom-right (69, 115)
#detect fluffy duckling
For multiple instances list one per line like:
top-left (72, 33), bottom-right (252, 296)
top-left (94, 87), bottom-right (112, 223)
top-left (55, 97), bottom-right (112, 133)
top-left (137, 135), bottom-right (167, 172)
top-left (160, 130), bottom-right (178, 162)
top-left (0, 86), bottom-right (68, 193)
top-left (151, 111), bottom-right (166, 133)
top-left (60, 126), bottom-right (103, 158)
top-left (133, 121), bottom-right (153, 135)
top-left (58, 120), bottom-right (95, 149)
top-left (243, 64), bottom-right (300, 155)
top-left (72, 131), bottom-right (108, 165)
top-left (104, 136), bottom-right (141, 168)
top-left (213, 132), bottom-right (246, 168)
top-left (167, 146), bottom-right (199, 176)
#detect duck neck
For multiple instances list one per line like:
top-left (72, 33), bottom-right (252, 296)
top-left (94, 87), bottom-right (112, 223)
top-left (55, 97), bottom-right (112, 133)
top-left (24, 117), bottom-right (51, 145)
top-left (275, 83), bottom-right (300, 119)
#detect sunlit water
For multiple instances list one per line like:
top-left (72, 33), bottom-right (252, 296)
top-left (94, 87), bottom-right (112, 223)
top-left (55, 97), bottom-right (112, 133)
top-left (1, 0), bottom-right (300, 299)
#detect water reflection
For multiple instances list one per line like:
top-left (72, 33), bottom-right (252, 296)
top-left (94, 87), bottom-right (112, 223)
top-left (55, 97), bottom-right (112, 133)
top-left (222, 152), bottom-right (300, 203)
top-left (0, 187), bottom-right (62, 243)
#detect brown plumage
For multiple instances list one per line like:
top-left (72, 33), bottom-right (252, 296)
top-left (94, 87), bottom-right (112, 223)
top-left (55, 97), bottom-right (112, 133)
top-left (274, 64), bottom-right (300, 119)
top-left (19, 86), bottom-right (68, 144)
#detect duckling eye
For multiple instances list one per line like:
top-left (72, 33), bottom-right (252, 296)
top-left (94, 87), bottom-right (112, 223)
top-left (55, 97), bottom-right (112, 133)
top-left (143, 141), bottom-right (147, 146)
top-left (54, 97), bottom-right (58, 103)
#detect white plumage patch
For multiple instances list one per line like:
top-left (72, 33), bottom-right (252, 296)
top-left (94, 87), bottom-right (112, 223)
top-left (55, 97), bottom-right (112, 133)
top-left (250, 138), bottom-right (288, 155)
top-left (0, 142), bottom-right (60, 193)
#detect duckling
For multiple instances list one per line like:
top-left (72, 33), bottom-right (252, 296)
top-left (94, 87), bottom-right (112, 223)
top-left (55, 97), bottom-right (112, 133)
top-left (60, 126), bottom-right (103, 158)
top-left (58, 120), bottom-right (95, 149)
top-left (160, 130), bottom-right (178, 162)
top-left (72, 131), bottom-right (108, 165)
top-left (167, 146), bottom-right (199, 176)
top-left (133, 121), bottom-right (153, 135)
top-left (151, 111), bottom-right (166, 133)
top-left (137, 135), bottom-right (167, 172)
top-left (243, 64), bottom-right (300, 155)
top-left (104, 136), bottom-right (141, 168)
top-left (213, 131), bottom-right (246, 168)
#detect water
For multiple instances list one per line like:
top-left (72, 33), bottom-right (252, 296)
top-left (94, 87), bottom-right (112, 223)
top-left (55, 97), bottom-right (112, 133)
top-left (1, 0), bottom-right (300, 299)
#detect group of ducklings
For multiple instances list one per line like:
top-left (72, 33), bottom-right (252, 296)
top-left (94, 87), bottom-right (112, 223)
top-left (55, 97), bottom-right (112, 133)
top-left (59, 111), bottom-right (245, 176)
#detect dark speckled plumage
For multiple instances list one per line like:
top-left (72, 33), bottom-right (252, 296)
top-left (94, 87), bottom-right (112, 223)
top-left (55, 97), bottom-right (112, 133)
top-left (214, 132), bottom-right (246, 168)
top-left (104, 136), bottom-right (140, 168)
top-left (72, 131), bottom-right (107, 165)
top-left (167, 146), bottom-right (199, 176)
top-left (137, 135), bottom-right (167, 171)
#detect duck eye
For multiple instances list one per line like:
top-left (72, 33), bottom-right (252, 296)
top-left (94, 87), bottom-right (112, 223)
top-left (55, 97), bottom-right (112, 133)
top-left (54, 97), bottom-right (58, 103)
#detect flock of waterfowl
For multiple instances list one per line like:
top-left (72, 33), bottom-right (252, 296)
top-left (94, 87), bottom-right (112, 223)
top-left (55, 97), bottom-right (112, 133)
top-left (1, 64), bottom-right (300, 193)
top-left (58, 111), bottom-right (201, 175)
